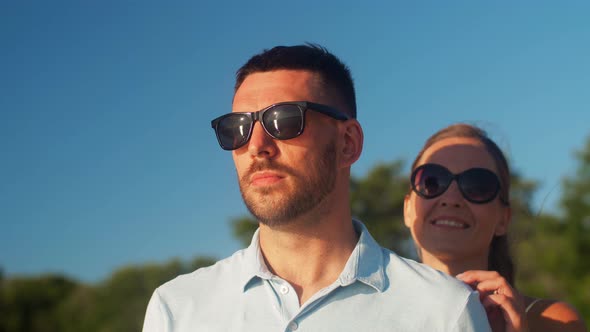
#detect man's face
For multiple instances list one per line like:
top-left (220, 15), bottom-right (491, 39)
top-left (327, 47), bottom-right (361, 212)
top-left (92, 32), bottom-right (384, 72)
top-left (231, 70), bottom-right (341, 227)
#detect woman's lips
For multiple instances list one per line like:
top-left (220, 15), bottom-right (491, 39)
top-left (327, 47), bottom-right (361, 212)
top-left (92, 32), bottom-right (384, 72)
top-left (430, 218), bottom-right (470, 229)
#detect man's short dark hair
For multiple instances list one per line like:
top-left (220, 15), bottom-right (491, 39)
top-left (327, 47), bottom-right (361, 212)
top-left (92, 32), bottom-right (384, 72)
top-left (235, 43), bottom-right (357, 119)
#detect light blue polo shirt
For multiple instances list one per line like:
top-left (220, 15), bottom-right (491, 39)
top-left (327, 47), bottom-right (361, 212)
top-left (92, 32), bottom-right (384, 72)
top-left (143, 220), bottom-right (490, 332)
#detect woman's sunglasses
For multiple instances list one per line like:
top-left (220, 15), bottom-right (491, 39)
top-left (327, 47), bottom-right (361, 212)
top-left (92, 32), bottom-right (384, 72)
top-left (411, 163), bottom-right (508, 205)
top-left (211, 101), bottom-right (350, 150)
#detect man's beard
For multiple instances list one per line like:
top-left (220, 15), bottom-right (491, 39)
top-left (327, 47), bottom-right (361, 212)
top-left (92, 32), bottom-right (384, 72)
top-left (238, 140), bottom-right (337, 227)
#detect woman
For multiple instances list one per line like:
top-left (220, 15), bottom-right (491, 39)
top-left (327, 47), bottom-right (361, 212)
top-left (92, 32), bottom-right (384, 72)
top-left (403, 123), bottom-right (586, 332)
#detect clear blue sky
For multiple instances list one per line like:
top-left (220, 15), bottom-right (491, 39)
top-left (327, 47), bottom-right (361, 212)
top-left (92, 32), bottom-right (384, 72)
top-left (2, 1), bottom-right (589, 283)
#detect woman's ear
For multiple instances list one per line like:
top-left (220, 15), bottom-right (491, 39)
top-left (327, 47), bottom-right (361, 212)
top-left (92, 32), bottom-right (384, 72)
top-left (340, 120), bottom-right (363, 167)
top-left (494, 206), bottom-right (512, 236)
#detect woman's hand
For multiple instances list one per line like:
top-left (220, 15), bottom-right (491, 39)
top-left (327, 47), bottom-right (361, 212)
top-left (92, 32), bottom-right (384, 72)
top-left (457, 270), bottom-right (528, 332)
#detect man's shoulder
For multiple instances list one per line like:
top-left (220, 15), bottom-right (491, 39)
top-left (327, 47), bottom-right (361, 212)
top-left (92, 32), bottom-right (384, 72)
top-left (157, 248), bottom-right (248, 298)
top-left (380, 248), bottom-right (473, 297)
top-left (376, 249), bottom-right (489, 330)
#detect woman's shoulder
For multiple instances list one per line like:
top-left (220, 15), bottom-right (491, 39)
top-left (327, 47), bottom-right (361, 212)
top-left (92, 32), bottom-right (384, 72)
top-left (525, 296), bottom-right (587, 332)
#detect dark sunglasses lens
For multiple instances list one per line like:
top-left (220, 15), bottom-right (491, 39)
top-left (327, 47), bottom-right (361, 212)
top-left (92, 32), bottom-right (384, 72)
top-left (459, 169), bottom-right (500, 202)
top-left (262, 104), bottom-right (303, 139)
top-left (413, 165), bottom-right (451, 198)
top-left (217, 114), bottom-right (252, 150)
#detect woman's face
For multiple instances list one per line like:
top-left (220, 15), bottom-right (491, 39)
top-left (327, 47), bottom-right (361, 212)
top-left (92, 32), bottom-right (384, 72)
top-left (404, 137), bottom-right (511, 262)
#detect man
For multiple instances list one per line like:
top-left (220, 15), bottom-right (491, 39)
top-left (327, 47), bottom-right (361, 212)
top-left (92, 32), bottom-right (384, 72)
top-left (142, 44), bottom-right (491, 331)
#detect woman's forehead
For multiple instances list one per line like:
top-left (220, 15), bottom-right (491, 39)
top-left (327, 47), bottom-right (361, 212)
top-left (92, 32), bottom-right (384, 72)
top-left (419, 137), bottom-right (499, 173)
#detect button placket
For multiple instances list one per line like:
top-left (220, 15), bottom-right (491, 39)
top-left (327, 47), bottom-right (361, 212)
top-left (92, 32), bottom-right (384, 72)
top-left (270, 278), bottom-right (299, 323)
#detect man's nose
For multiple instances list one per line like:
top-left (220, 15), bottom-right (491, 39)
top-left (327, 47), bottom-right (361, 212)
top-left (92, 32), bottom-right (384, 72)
top-left (247, 121), bottom-right (278, 158)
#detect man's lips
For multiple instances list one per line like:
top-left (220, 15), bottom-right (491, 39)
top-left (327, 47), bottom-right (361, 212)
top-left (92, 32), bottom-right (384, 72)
top-left (430, 216), bottom-right (470, 229)
top-left (250, 171), bottom-right (284, 186)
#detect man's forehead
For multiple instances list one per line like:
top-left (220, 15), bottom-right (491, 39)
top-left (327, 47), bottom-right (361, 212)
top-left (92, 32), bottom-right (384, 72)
top-left (232, 70), bottom-right (324, 112)
top-left (238, 70), bottom-right (321, 91)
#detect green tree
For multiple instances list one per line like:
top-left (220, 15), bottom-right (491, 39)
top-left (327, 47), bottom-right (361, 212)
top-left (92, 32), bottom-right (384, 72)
top-left (0, 257), bottom-right (217, 332)
top-left (350, 160), bottom-right (412, 255)
top-left (561, 136), bottom-right (590, 274)
top-left (231, 215), bottom-right (258, 248)
top-left (0, 275), bottom-right (78, 332)
top-left (511, 136), bottom-right (590, 322)
top-left (506, 171), bottom-right (545, 285)
top-left (58, 257), bottom-right (217, 332)
top-left (76, 261), bottom-right (186, 332)
top-left (557, 136), bottom-right (590, 319)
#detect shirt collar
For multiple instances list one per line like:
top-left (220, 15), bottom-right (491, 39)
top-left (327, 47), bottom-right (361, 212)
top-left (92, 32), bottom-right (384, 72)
top-left (337, 219), bottom-right (386, 292)
top-left (240, 219), bottom-right (386, 292)
top-left (240, 227), bottom-right (273, 291)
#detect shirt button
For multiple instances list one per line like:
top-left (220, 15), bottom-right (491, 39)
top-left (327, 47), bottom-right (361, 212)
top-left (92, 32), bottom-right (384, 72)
top-left (288, 321), bottom-right (298, 330)
top-left (280, 285), bottom-right (289, 294)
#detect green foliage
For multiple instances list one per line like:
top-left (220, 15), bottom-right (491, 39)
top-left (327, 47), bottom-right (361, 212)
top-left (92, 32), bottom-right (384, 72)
top-left (350, 160), bottom-right (413, 256)
top-left (0, 257), bottom-right (216, 332)
top-left (87, 261), bottom-right (185, 332)
top-left (561, 136), bottom-right (590, 275)
top-left (552, 136), bottom-right (590, 319)
top-left (231, 215), bottom-right (258, 248)
top-left (0, 275), bottom-right (77, 332)
top-left (189, 257), bottom-right (219, 272)
top-left (513, 136), bottom-right (590, 322)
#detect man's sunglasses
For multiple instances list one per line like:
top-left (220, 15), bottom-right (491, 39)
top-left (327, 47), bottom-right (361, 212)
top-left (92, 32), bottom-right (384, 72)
top-left (211, 101), bottom-right (350, 151)
top-left (411, 163), bottom-right (508, 205)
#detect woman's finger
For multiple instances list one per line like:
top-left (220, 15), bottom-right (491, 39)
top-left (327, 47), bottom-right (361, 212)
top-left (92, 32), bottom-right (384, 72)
top-left (474, 278), bottom-right (516, 298)
top-left (483, 293), bottom-right (528, 332)
top-left (457, 270), bottom-right (514, 297)
top-left (457, 270), bottom-right (528, 331)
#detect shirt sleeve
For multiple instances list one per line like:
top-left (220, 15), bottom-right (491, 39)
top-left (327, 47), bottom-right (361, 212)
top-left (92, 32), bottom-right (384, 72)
top-left (142, 289), bottom-right (171, 332)
top-left (453, 290), bottom-right (492, 332)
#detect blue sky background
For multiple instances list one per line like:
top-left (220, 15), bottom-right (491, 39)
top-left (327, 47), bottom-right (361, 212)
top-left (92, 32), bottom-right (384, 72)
top-left (2, 1), bottom-right (589, 283)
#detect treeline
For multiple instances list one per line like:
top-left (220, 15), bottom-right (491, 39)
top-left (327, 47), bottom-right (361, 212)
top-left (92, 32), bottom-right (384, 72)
top-left (0, 258), bottom-right (215, 332)
top-left (2, 136), bottom-right (589, 331)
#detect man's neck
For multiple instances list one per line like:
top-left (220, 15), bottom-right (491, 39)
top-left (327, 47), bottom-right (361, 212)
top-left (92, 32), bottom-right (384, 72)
top-left (258, 214), bottom-right (358, 306)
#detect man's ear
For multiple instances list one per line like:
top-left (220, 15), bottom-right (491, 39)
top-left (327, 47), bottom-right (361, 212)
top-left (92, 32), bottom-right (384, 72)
top-left (403, 194), bottom-right (414, 228)
top-left (494, 206), bottom-right (512, 236)
top-left (340, 120), bottom-right (363, 168)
